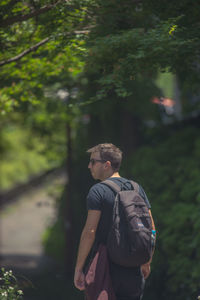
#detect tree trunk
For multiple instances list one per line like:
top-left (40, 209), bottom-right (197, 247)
top-left (121, 110), bottom-right (141, 155)
top-left (64, 120), bottom-right (74, 275)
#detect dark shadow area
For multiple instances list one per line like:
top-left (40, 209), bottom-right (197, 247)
top-left (0, 254), bottom-right (83, 300)
top-left (0, 254), bottom-right (56, 274)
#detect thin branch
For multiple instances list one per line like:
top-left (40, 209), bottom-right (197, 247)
top-left (0, 0), bottom-right (64, 27)
top-left (0, 37), bottom-right (49, 67)
top-left (0, 26), bottom-right (92, 67)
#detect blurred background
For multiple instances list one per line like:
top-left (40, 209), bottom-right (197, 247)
top-left (0, 1), bottom-right (200, 299)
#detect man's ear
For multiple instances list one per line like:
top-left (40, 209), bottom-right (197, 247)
top-left (105, 161), bottom-right (111, 169)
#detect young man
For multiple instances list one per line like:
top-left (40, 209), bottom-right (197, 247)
top-left (74, 143), bottom-right (155, 300)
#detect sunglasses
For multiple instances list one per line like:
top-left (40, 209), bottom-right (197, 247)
top-left (89, 158), bottom-right (107, 165)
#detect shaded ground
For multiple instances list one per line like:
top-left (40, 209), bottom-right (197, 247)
top-left (0, 174), bottom-right (63, 272)
top-left (0, 171), bottom-right (83, 299)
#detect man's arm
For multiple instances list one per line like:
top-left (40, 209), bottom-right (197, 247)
top-left (74, 210), bottom-right (101, 290)
top-left (141, 209), bottom-right (156, 279)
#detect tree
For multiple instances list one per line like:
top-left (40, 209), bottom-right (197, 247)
top-left (83, 0), bottom-right (200, 101)
top-left (0, 0), bottom-right (89, 276)
top-left (0, 0), bottom-right (89, 112)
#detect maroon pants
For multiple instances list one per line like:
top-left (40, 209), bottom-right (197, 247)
top-left (85, 244), bottom-right (116, 300)
top-left (85, 244), bottom-right (145, 300)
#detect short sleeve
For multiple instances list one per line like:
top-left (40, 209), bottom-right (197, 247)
top-left (139, 185), bottom-right (151, 209)
top-left (87, 183), bottom-right (105, 211)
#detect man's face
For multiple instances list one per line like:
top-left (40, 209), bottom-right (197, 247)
top-left (88, 152), bottom-right (106, 180)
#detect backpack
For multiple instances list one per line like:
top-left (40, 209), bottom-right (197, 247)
top-left (102, 179), bottom-right (153, 268)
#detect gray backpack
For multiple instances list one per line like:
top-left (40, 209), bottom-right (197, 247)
top-left (102, 179), bottom-right (153, 267)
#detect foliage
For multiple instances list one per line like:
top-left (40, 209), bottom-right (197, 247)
top-left (0, 40), bottom-right (85, 113)
top-left (0, 0), bottom-right (87, 112)
top-left (0, 114), bottom-right (67, 190)
top-left (156, 72), bottom-right (175, 99)
top-left (76, 0), bottom-right (200, 108)
top-left (0, 125), bottom-right (48, 190)
top-left (43, 213), bottom-right (66, 263)
top-left (1, 0), bottom-right (200, 111)
top-left (122, 126), bottom-right (200, 300)
top-left (0, 268), bottom-right (23, 300)
top-left (0, 0), bottom-right (86, 191)
top-left (0, 1), bottom-right (86, 190)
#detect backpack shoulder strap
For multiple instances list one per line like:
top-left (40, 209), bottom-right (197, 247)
top-left (101, 179), bottom-right (121, 193)
top-left (129, 180), bottom-right (140, 193)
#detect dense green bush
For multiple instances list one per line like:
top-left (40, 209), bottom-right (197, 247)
top-left (0, 124), bottom-right (65, 190)
top-left (43, 217), bottom-right (66, 263)
top-left (0, 126), bottom-right (48, 190)
top-left (122, 126), bottom-right (200, 300)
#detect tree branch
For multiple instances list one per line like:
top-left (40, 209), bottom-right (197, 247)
top-left (0, 0), bottom-right (63, 27)
top-left (0, 26), bottom-right (91, 67)
top-left (0, 37), bottom-right (49, 67)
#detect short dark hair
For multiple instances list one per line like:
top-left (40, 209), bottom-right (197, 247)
top-left (87, 143), bottom-right (122, 171)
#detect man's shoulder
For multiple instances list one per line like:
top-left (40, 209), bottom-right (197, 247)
top-left (87, 180), bottom-right (118, 201)
top-left (89, 181), bottom-right (105, 191)
top-left (88, 182), bottom-right (108, 196)
top-left (87, 182), bottom-right (112, 210)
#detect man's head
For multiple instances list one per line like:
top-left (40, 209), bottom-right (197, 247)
top-left (87, 143), bottom-right (122, 180)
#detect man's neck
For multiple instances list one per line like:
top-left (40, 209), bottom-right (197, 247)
top-left (101, 172), bottom-right (120, 181)
top-left (110, 172), bottom-right (120, 178)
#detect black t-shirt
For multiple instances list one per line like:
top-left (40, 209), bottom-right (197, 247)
top-left (87, 177), bottom-right (151, 245)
